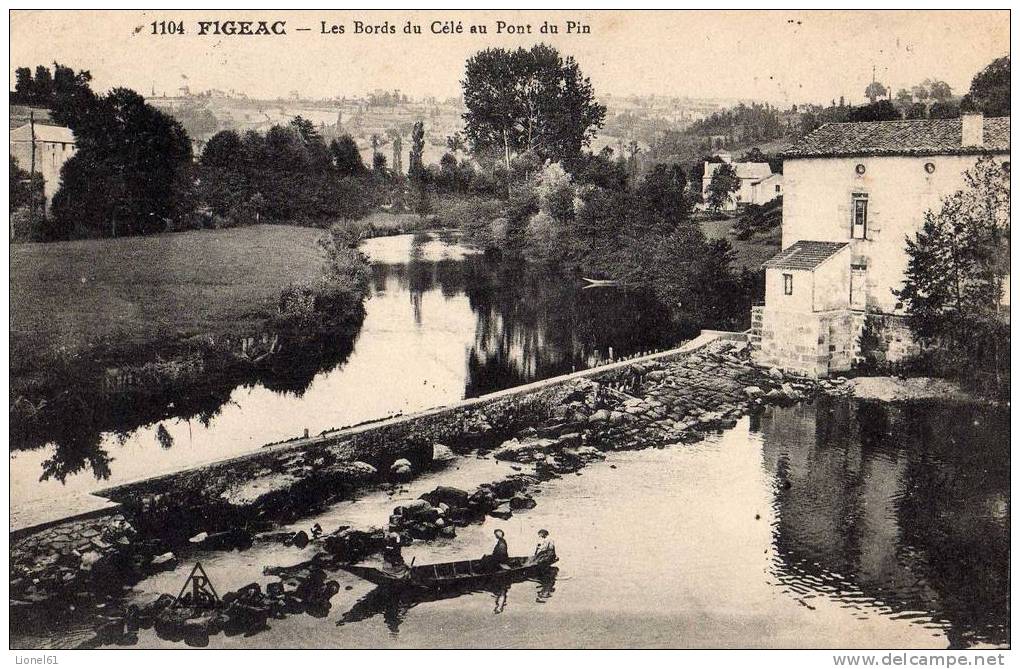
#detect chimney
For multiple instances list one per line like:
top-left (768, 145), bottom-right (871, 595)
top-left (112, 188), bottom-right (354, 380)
top-left (962, 112), bottom-right (985, 147)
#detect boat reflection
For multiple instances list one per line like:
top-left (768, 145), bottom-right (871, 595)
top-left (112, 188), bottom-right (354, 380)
top-left (337, 567), bottom-right (559, 635)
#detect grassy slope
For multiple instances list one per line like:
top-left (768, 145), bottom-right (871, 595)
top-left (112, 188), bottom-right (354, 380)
top-left (11, 225), bottom-right (328, 356)
top-left (700, 218), bottom-right (781, 271)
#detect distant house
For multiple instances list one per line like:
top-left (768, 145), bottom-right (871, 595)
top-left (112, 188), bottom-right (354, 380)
top-left (9, 123), bottom-right (76, 213)
top-left (701, 158), bottom-right (775, 210)
top-left (751, 113), bottom-right (1011, 377)
top-left (750, 173), bottom-right (784, 205)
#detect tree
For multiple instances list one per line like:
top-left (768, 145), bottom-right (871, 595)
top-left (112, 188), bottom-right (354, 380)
top-left (895, 88), bottom-right (914, 106)
top-left (390, 133), bottom-right (403, 176)
top-left (51, 87), bottom-right (193, 237)
top-left (864, 80), bottom-right (888, 103)
top-left (928, 79), bottom-right (953, 101)
top-left (372, 151), bottom-right (388, 174)
top-left (634, 164), bottom-right (690, 235)
top-left (847, 100), bottom-right (902, 122)
top-left (9, 155), bottom-right (42, 213)
top-left (928, 101), bottom-right (961, 119)
top-left (33, 66), bottom-right (54, 104)
top-left (461, 44), bottom-right (606, 182)
top-left (408, 120), bottom-right (426, 183)
top-left (905, 102), bottom-right (928, 120)
top-left (13, 67), bottom-right (34, 103)
top-left (962, 56), bottom-right (1010, 117)
top-left (896, 156), bottom-right (1009, 393)
top-left (200, 130), bottom-right (242, 168)
top-left (706, 163), bottom-right (740, 211)
top-left (329, 135), bottom-right (365, 175)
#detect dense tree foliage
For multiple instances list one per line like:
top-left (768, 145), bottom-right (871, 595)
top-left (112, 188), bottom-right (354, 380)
top-left (897, 157), bottom-right (1009, 395)
top-left (50, 87), bottom-right (193, 238)
top-left (961, 56), bottom-right (1010, 117)
top-left (195, 120), bottom-right (386, 227)
top-left (706, 163), bottom-right (740, 211)
top-left (462, 44), bottom-right (606, 175)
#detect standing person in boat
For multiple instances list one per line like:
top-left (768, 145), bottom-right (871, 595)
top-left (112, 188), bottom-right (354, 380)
top-left (481, 529), bottom-right (510, 572)
top-left (533, 529), bottom-right (557, 564)
top-left (383, 531), bottom-right (406, 569)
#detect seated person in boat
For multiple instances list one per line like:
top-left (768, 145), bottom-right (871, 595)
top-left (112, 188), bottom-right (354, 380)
top-left (533, 529), bottom-right (557, 564)
top-left (480, 529), bottom-right (510, 572)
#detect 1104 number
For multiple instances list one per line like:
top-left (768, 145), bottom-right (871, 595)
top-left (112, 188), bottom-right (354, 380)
top-left (151, 21), bottom-right (185, 35)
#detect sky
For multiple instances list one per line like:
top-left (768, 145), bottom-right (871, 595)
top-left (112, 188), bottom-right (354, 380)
top-left (9, 10), bottom-right (1010, 107)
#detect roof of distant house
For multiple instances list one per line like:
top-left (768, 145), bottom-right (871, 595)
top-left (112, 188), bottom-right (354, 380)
top-left (763, 241), bottom-right (849, 271)
top-left (10, 123), bottom-right (75, 144)
top-left (782, 117), bottom-right (1010, 159)
top-left (704, 161), bottom-right (773, 181)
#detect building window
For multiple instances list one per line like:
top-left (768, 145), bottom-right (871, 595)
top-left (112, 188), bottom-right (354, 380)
top-left (851, 193), bottom-right (868, 239)
top-left (775, 184), bottom-right (781, 193)
top-left (783, 273), bottom-right (793, 295)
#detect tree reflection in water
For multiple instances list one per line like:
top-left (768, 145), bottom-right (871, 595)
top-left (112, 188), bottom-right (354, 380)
top-left (758, 397), bottom-right (1009, 648)
top-left (18, 233), bottom-right (686, 489)
top-left (337, 568), bottom-right (559, 636)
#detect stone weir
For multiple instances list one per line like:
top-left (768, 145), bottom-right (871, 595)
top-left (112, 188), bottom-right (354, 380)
top-left (10, 331), bottom-right (833, 631)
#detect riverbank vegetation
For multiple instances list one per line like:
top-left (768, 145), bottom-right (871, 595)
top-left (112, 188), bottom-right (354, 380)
top-left (897, 156), bottom-right (1010, 398)
top-left (11, 223), bottom-right (372, 474)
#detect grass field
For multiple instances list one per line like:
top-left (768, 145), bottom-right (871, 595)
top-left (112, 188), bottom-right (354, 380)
top-left (11, 225), bottom-right (328, 357)
top-left (700, 218), bottom-right (781, 271)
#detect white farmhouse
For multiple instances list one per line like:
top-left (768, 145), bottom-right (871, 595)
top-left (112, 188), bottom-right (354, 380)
top-left (751, 113), bottom-right (1010, 377)
top-left (702, 159), bottom-right (776, 211)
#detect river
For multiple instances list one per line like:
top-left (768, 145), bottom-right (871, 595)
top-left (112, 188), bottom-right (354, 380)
top-left (11, 231), bottom-right (684, 515)
top-left (23, 395), bottom-right (1008, 649)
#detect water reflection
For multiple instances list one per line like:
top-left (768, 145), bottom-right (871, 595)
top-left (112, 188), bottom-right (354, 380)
top-left (758, 398), bottom-right (1010, 648)
top-left (337, 568), bottom-right (559, 636)
top-left (12, 232), bottom-right (683, 510)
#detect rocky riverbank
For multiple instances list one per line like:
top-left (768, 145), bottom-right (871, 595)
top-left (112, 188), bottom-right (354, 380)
top-left (11, 336), bottom-right (837, 648)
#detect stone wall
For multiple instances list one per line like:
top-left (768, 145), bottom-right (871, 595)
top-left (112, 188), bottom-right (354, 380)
top-left (752, 305), bottom-right (920, 377)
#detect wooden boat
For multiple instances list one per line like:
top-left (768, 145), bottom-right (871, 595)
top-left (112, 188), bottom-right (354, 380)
top-left (340, 556), bottom-right (558, 589)
top-left (582, 277), bottom-right (623, 287)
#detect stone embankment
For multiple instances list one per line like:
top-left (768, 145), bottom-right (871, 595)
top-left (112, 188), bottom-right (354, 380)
top-left (11, 335), bottom-right (841, 647)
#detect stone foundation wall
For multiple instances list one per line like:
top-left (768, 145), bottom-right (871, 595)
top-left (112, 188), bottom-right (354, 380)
top-left (751, 306), bottom-right (829, 377)
top-left (752, 306), bottom-right (920, 377)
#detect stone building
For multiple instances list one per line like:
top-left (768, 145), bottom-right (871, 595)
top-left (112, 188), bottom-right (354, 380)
top-left (752, 113), bottom-right (1010, 376)
top-left (9, 122), bottom-right (76, 213)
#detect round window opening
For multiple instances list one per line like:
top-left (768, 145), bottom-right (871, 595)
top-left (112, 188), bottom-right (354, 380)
top-left (855, 164), bottom-right (866, 175)
top-left (925, 162), bottom-right (936, 174)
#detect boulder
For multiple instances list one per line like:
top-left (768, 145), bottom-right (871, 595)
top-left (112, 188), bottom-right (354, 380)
top-left (488, 504), bottom-right (513, 520)
top-left (394, 499), bottom-right (438, 522)
top-left (150, 552), bottom-right (178, 572)
top-left (420, 485), bottom-right (470, 509)
top-left (768, 366), bottom-right (784, 380)
top-left (588, 409), bottom-right (612, 424)
top-left (221, 472), bottom-right (299, 510)
top-left (743, 385), bottom-right (764, 399)
top-left (508, 492), bottom-right (537, 510)
top-left (493, 437), bottom-right (554, 463)
top-left (432, 443), bottom-right (456, 463)
top-left (390, 458), bottom-right (413, 479)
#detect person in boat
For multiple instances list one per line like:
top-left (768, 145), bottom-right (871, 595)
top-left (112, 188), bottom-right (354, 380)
top-left (481, 529), bottom-right (510, 572)
top-left (533, 529), bottom-right (557, 564)
top-left (382, 531), bottom-right (406, 568)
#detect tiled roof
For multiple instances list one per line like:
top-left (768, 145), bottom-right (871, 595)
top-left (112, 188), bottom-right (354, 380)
top-left (763, 241), bottom-right (849, 271)
top-left (783, 117), bottom-right (1010, 158)
top-left (704, 161), bottom-right (773, 181)
top-left (10, 123), bottom-right (75, 144)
